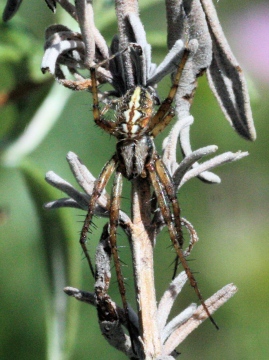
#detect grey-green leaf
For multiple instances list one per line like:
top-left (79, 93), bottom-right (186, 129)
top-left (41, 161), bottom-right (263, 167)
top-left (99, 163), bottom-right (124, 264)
top-left (201, 0), bottom-right (256, 141)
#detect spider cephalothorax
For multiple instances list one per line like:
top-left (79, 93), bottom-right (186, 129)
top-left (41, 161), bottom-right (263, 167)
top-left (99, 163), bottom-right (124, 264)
top-left (116, 135), bottom-right (154, 180)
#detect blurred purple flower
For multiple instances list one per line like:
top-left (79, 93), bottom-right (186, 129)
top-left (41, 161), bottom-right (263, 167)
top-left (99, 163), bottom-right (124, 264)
top-left (230, 4), bottom-right (269, 84)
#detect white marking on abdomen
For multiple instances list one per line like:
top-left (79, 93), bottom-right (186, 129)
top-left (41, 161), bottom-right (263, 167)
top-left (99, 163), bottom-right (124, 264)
top-left (131, 124), bottom-right (140, 134)
top-left (121, 124), bottom-right (128, 133)
top-left (123, 109), bottom-right (141, 124)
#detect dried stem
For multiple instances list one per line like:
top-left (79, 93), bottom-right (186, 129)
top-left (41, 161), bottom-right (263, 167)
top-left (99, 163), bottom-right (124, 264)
top-left (131, 178), bottom-right (162, 359)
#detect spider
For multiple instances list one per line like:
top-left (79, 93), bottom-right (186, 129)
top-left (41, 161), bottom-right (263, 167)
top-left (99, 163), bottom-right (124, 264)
top-left (79, 47), bottom-right (218, 330)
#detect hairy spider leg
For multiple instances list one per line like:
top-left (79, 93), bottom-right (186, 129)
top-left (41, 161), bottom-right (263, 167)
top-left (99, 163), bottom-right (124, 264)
top-left (171, 217), bottom-right (199, 280)
top-left (90, 66), bottom-right (117, 135)
top-left (154, 154), bottom-right (184, 280)
top-left (109, 172), bottom-right (129, 312)
top-left (88, 65), bottom-right (137, 345)
top-left (154, 153), bottom-right (186, 280)
top-left (89, 66), bottom-right (129, 301)
top-left (146, 159), bottom-right (219, 329)
top-left (110, 171), bottom-right (139, 349)
top-left (80, 156), bottom-right (116, 277)
top-left (154, 154), bottom-right (183, 248)
top-left (149, 48), bottom-right (190, 138)
top-left (146, 49), bottom-right (190, 231)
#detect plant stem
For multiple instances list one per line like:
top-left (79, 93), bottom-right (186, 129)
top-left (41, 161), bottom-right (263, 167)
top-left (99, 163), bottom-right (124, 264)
top-left (131, 178), bottom-right (161, 359)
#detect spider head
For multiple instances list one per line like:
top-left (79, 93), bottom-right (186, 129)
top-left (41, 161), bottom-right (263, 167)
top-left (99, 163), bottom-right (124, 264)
top-left (116, 86), bottom-right (154, 139)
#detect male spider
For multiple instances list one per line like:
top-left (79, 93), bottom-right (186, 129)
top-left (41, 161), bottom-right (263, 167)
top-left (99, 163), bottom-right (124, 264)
top-left (79, 48), bottom-right (218, 330)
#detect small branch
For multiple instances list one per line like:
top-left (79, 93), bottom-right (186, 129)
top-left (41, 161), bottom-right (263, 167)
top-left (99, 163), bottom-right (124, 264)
top-left (162, 284), bottom-right (238, 355)
top-left (157, 272), bottom-right (188, 333)
top-left (179, 151), bottom-right (249, 188)
top-left (172, 145), bottom-right (218, 186)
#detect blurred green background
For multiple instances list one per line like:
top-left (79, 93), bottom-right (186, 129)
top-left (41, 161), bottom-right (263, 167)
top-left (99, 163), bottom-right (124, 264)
top-left (0, 1), bottom-right (268, 359)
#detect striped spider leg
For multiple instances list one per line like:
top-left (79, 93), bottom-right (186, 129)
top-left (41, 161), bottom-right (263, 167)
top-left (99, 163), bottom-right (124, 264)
top-left (79, 47), bottom-right (218, 332)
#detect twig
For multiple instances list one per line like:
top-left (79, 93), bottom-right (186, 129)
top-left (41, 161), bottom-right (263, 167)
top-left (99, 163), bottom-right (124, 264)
top-left (131, 178), bottom-right (162, 358)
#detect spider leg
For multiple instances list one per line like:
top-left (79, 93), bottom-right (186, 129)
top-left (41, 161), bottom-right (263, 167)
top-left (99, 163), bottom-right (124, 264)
top-left (146, 159), bottom-right (219, 329)
top-left (80, 156), bottom-right (116, 277)
top-left (150, 109), bottom-right (175, 139)
top-left (154, 154), bottom-right (183, 248)
top-left (153, 153), bottom-right (184, 278)
top-left (149, 48), bottom-right (190, 137)
top-left (172, 218), bottom-right (199, 279)
top-left (109, 172), bottom-right (128, 312)
top-left (110, 171), bottom-right (139, 350)
top-left (90, 66), bottom-right (117, 135)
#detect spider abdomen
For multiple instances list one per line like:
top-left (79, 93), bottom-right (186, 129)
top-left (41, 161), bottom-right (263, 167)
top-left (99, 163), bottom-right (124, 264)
top-left (116, 136), bottom-right (153, 180)
top-left (116, 86), bottom-right (153, 139)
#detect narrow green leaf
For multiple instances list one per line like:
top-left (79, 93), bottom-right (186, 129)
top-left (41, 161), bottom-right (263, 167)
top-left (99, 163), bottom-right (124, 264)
top-left (20, 160), bottom-right (82, 360)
